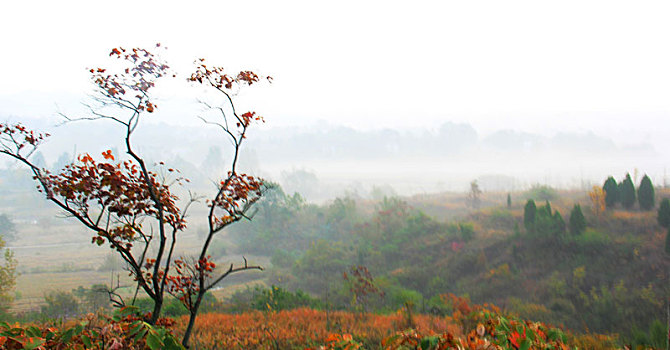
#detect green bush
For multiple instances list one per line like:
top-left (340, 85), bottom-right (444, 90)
top-left (629, 320), bottom-right (666, 349)
top-left (458, 222), bottom-right (475, 242)
top-left (250, 285), bottom-right (321, 311)
top-left (41, 290), bottom-right (79, 320)
top-left (386, 285), bottom-right (422, 309)
top-left (446, 223), bottom-right (460, 236)
top-left (647, 319), bottom-right (667, 349)
top-left (570, 229), bottom-right (610, 248)
top-left (270, 249), bottom-right (298, 269)
top-left (0, 306), bottom-right (184, 350)
top-left (525, 185), bottom-right (558, 201)
top-left (134, 294), bottom-right (220, 317)
top-left (485, 208), bottom-right (516, 229)
top-left (569, 204), bottom-right (586, 235)
top-left (72, 284), bottom-right (110, 312)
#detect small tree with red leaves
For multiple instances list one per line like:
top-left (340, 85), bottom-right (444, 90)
top-left (343, 265), bottom-right (384, 315)
top-left (0, 45), bottom-right (271, 348)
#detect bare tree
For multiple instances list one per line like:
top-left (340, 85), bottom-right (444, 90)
top-left (467, 180), bottom-right (482, 209)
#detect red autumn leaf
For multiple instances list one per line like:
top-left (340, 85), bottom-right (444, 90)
top-left (102, 150), bottom-right (114, 161)
top-left (509, 330), bottom-right (522, 348)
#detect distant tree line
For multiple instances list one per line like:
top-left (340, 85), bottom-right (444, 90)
top-left (523, 199), bottom-right (586, 236)
top-left (602, 173), bottom-right (669, 255)
top-left (602, 173), bottom-right (655, 211)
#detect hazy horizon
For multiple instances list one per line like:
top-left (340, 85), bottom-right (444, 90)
top-left (1, 111), bottom-right (667, 202)
top-left (2, 0), bottom-right (669, 201)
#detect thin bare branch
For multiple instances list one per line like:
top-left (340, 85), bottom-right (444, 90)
top-left (205, 258), bottom-right (263, 290)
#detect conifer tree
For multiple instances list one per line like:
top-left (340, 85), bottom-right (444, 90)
top-left (507, 193), bottom-right (512, 209)
top-left (665, 226), bottom-right (670, 255)
top-left (658, 198), bottom-right (670, 228)
top-left (553, 211), bottom-right (566, 236)
top-left (541, 200), bottom-right (552, 217)
top-left (534, 201), bottom-right (557, 235)
top-left (524, 199), bottom-right (536, 234)
top-left (569, 204), bottom-right (586, 235)
top-left (620, 173), bottom-right (636, 209)
top-left (637, 174), bottom-right (655, 210)
top-left (602, 176), bottom-right (619, 208)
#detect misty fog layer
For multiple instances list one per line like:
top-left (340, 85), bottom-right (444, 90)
top-left (1, 116), bottom-right (666, 203)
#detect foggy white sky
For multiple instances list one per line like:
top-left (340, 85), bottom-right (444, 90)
top-left (1, 0), bottom-right (669, 138)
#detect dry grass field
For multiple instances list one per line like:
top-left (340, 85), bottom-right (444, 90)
top-left (3, 190), bottom-right (267, 313)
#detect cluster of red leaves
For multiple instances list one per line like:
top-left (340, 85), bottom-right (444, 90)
top-left (41, 151), bottom-right (185, 241)
top-left (212, 173), bottom-right (264, 227)
top-left (441, 293), bottom-right (500, 325)
top-left (143, 258), bottom-right (166, 288)
top-left (0, 123), bottom-right (50, 157)
top-left (164, 256), bottom-right (217, 306)
top-left (239, 111), bottom-right (265, 128)
top-left (381, 329), bottom-right (464, 349)
top-left (343, 265), bottom-right (385, 305)
top-left (90, 44), bottom-right (169, 112)
top-left (188, 59), bottom-right (271, 90)
top-left (482, 316), bottom-right (573, 350)
top-left (187, 60), bottom-right (268, 145)
top-left (372, 199), bottom-right (411, 234)
top-left (451, 241), bottom-right (465, 252)
top-left (309, 333), bottom-right (362, 350)
top-left (1, 302), bottom-right (614, 350)
top-left (376, 296), bottom-right (583, 350)
top-left (0, 123), bottom-right (49, 148)
top-left (315, 313), bottom-right (579, 350)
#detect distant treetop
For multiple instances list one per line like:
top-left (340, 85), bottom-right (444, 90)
top-left (619, 174), bottom-right (636, 210)
top-left (602, 176), bottom-right (619, 209)
top-left (637, 174), bottom-right (655, 210)
top-left (524, 185), bottom-right (557, 201)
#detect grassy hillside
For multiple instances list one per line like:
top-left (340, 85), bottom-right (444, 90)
top-left (1, 181), bottom-right (668, 347)
top-left (227, 185), bottom-right (669, 346)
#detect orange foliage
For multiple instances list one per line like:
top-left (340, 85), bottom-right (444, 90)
top-left (589, 185), bottom-right (606, 220)
top-left (569, 332), bottom-right (619, 349)
top-left (173, 308), bottom-right (460, 349)
top-left (610, 210), bottom-right (651, 221)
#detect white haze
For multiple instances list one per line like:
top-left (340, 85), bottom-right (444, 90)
top-left (1, 0), bottom-right (669, 201)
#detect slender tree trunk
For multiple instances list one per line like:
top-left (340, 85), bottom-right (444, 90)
top-left (150, 297), bottom-right (163, 324)
top-left (182, 311), bottom-right (198, 348)
top-left (182, 293), bottom-right (205, 348)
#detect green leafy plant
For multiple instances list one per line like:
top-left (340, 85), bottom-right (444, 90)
top-left (0, 306), bottom-right (183, 350)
